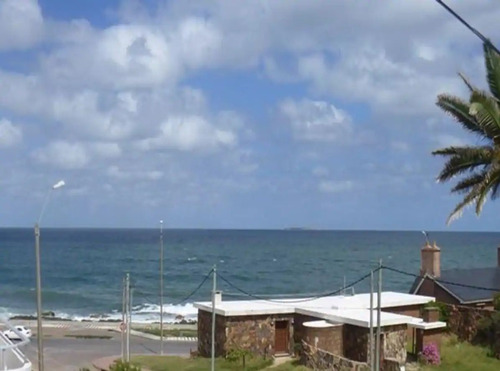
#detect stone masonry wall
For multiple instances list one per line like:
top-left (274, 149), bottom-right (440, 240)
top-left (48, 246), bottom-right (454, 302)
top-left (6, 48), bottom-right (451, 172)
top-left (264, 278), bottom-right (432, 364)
top-left (446, 304), bottom-right (495, 342)
top-left (302, 324), bottom-right (343, 355)
top-left (344, 325), bottom-right (370, 362)
top-left (382, 325), bottom-right (407, 365)
top-left (302, 341), bottom-right (370, 371)
top-left (225, 314), bottom-right (294, 357)
top-left (198, 309), bottom-right (227, 357)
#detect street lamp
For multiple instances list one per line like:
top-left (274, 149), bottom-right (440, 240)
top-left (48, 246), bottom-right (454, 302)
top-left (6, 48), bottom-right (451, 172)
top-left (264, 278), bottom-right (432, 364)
top-left (159, 220), bottom-right (164, 355)
top-left (34, 180), bottom-right (65, 371)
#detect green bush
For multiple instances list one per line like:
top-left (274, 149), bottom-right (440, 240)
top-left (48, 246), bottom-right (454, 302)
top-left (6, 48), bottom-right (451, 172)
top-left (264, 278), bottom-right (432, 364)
top-left (424, 301), bottom-right (450, 323)
top-left (475, 311), bottom-right (500, 359)
top-left (493, 293), bottom-right (500, 311)
top-left (109, 360), bottom-right (142, 371)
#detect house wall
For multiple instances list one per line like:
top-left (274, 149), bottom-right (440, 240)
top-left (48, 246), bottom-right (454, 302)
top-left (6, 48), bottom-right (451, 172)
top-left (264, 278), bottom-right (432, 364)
top-left (415, 278), bottom-right (460, 305)
top-left (343, 324), bottom-right (407, 365)
top-left (416, 327), bottom-right (444, 354)
top-left (301, 341), bottom-right (370, 371)
top-left (301, 324), bottom-right (343, 355)
top-left (197, 309), bottom-right (295, 357)
top-left (198, 310), bottom-right (227, 357)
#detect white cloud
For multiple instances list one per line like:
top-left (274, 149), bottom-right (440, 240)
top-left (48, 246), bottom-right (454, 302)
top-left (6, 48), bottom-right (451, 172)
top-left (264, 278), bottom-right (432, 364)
top-left (137, 115), bottom-right (238, 152)
top-left (318, 180), bottom-right (354, 194)
top-left (107, 166), bottom-right (163, 181)
top-left (279, 99), bottom-right (352, 142)
top-left (0, 0), bottom-right (43, 50)
top-left (33, 141), bottom-right (89, 169)
top-left (312, 166), bottom-right (329, 177)
top-left (0, 118), bottom-right (22, 147)
top-left (434, 134), bottom-right (468, 148)
top-left (391, 141), bottom-right (411, 152)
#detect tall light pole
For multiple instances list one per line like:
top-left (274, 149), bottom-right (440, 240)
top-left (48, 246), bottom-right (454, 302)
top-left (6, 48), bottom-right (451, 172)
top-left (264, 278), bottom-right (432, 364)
top-left (35, 180), bottom-right (65, 371)
top-left (159, 220), bottom-right (164, 355)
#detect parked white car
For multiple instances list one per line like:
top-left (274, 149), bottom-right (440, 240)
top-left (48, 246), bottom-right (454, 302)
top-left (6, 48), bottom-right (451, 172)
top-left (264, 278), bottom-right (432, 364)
top-left (2, 326), bottom-right (32, 341)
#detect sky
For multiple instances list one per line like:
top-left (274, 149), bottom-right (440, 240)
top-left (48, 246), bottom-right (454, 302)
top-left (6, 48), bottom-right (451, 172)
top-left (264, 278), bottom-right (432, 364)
top-left (1, 0), bottom-right (500, 231)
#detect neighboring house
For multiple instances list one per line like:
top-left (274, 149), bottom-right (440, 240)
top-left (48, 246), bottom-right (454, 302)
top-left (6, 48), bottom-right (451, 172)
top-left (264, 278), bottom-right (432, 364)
top-left (194, 291), bottom-right (445, 367)
top-left (409, 242), bottom-right (500, 307)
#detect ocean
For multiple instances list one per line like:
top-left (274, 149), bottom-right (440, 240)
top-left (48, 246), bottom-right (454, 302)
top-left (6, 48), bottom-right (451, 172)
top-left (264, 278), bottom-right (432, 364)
top-left (0, 228), bottom-right (498, 323)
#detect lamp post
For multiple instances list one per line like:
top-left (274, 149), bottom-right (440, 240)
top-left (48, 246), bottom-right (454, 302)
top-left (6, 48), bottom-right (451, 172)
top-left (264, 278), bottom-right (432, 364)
top-left (35, 180), bottom-right (65, 371)
top-left (159, 220), bottom-right (164, 355)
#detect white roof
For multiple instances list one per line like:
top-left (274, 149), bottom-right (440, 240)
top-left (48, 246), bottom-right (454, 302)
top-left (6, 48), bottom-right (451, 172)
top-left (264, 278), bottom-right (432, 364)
top-left (194, 291), bottom-right (436, 328)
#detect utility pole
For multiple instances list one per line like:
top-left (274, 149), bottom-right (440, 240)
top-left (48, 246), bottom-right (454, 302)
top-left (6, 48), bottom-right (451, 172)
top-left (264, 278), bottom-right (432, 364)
top-left (125, 273), bottom-right (131, 362)
top-left (159, 220), bottom-right (164, 355)
top-left (375, 260), bottom-right (382, 371)
top-left (122, 276), bottom-right (126, 361)
top-left (369, 270), bottom-right (374, 371)
top-left (211, 265), bottom-right (217, 371)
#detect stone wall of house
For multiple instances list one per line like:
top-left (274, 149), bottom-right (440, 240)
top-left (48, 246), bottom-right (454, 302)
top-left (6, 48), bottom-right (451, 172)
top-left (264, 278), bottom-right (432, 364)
top-left (446, 304), bottom-right (494, 342)
top-left (384, 305), bottom-right (422, 318)
top-left (198, 310), bottom-right (295, 357)
top-left (302, 341), bottom-right (370, 371)
top-left (301, 324), bottom-right (343, 355)
top-left (225, 314), bottom-right (295, 357)
top-left (344, 325), bottom-right (370, 362)
top-left (198, 309), bottom-right (227, 357)
top-left (383, 325), bottom-right (407, 365)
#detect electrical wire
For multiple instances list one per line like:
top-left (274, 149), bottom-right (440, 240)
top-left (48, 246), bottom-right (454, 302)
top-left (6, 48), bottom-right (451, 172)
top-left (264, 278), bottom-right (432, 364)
top-left (217, 270), bottom-right (376, 303)
top-left (434, 0), bottom-right (500, 54)
top-left (382, 265), bottom-right (500, 292)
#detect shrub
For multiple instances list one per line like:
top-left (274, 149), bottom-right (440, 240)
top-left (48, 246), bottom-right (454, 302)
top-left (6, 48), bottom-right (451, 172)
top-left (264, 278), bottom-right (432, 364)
top-left (493, 293), bottom-right (500, 311)
top-left (226, 348), bottom-right (252, 368)
top-left (418, 343), bottom-right (441, 365)
top-left (109, 360), bottom-right (142, 371)
top-left (424, 301), bottom-right (450, 323)
top-left (475, 311), bottom-right (500, 359)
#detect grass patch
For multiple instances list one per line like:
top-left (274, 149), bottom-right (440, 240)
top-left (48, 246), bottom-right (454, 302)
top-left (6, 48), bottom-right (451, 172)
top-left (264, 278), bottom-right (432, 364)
top-left (133, 328), bottom-right (198, 338)
top-left (270, 360), bottom-right (309, 370)
top-left (132, 355), bottom-right (272, 371)
top-left (64, 334), bottom-right (112, 339)
top-left (422, 336), bottom-right (500, 371)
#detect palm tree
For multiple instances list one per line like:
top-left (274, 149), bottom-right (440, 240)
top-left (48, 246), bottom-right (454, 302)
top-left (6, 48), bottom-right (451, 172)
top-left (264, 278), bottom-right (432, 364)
top-left (433, 43), bottom-right (500, 224)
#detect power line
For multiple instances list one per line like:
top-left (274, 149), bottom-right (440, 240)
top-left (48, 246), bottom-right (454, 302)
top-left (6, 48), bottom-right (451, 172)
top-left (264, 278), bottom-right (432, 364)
top-left (434, 0), bottom-right (500, 54)
top-left (217, 270), bottom-right (375, 303)
top-left (382, 265), bottom-right (500, 292)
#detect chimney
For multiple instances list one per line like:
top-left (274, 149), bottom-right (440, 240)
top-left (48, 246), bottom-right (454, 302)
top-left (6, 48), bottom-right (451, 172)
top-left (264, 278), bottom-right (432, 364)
top-left (420, 241), bottom-right (441, 278)
top-left (214, 290), bottom-right (222, 305)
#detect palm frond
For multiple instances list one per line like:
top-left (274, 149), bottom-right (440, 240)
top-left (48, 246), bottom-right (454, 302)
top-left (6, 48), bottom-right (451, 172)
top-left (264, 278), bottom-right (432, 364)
top-left (446, 187), bottom-right (480, 225)
top-left (475, 170), bottom-right (500, 215)
top-left (432, 146), bottom-right (493, 181)
top-left (450, 172), bottom-right (487, 194)
top-left (483, 43), bottom-right (500, 101)
top-left (469, 91), bottom-right (500, 140)
top-left (436, 94), bottom-right (485, 136)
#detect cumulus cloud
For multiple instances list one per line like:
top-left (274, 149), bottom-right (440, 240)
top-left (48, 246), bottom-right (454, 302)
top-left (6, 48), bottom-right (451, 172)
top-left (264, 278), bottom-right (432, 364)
top-left (0, 0), bottom-right (44, 50)
top-left (33, 141), bottom-right (89, 169)
top-left (318, 180), bottom-right (354, 194)
top-left (279, 99), bottom-right (352, 142)
top-left (0, 118), bottom-right (22, 148)
top-left (137, 115), bottom-right (238, 152)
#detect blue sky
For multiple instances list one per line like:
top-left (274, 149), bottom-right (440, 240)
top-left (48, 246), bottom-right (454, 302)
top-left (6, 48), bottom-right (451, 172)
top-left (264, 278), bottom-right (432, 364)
top-left (1, 0), bottom-right (500, 230)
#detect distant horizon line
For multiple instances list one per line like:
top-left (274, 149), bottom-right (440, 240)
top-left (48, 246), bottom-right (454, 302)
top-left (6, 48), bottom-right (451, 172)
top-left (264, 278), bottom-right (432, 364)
top-left (0, 226), bottom-right (499, 233)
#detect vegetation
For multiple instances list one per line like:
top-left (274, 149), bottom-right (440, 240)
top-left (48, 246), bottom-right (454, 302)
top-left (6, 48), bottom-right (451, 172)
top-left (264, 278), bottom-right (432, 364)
top-left (271, 360), bottom-right (309, 371)
top-left (423, 336), bottom-right (500, 370)
top-left (109, 360), bottom-right (142, 371)
top-left (475, 311), bottom-right (500, 359)
top-left (432, 43), bottom-right (500, 224)
top-left (133, 327), bottom-right (198, 338)
top-left (424, 301), bottom-right (450, 323)
top-left (132, 355), bottom-right (273, 370)
top-left (493, 293), bottom-right (500, 311)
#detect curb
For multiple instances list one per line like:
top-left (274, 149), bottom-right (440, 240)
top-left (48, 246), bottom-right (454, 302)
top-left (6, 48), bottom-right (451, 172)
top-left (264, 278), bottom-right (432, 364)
top-left (110, 329), bottom-right (197, 342)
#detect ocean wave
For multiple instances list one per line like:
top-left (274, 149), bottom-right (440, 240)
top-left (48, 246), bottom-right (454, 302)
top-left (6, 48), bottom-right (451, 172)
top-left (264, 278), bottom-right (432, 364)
top-left (1, 302), bottom-right (198, 324)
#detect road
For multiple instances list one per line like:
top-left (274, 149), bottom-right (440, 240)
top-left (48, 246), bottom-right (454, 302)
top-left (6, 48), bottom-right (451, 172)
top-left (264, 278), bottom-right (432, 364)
top-left (22, 333), bottom-right (196, 370)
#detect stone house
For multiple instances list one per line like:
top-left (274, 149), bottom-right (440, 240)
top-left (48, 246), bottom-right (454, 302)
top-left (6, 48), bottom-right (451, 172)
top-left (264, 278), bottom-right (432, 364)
top-left (194, 291), bottom-right (445, 367)
top-left (409, 243), bottom-right (500, 308)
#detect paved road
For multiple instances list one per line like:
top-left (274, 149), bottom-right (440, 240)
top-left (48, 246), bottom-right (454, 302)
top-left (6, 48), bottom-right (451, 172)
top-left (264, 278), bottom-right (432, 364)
top-left (22, 334), bottom-right (196, 370)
